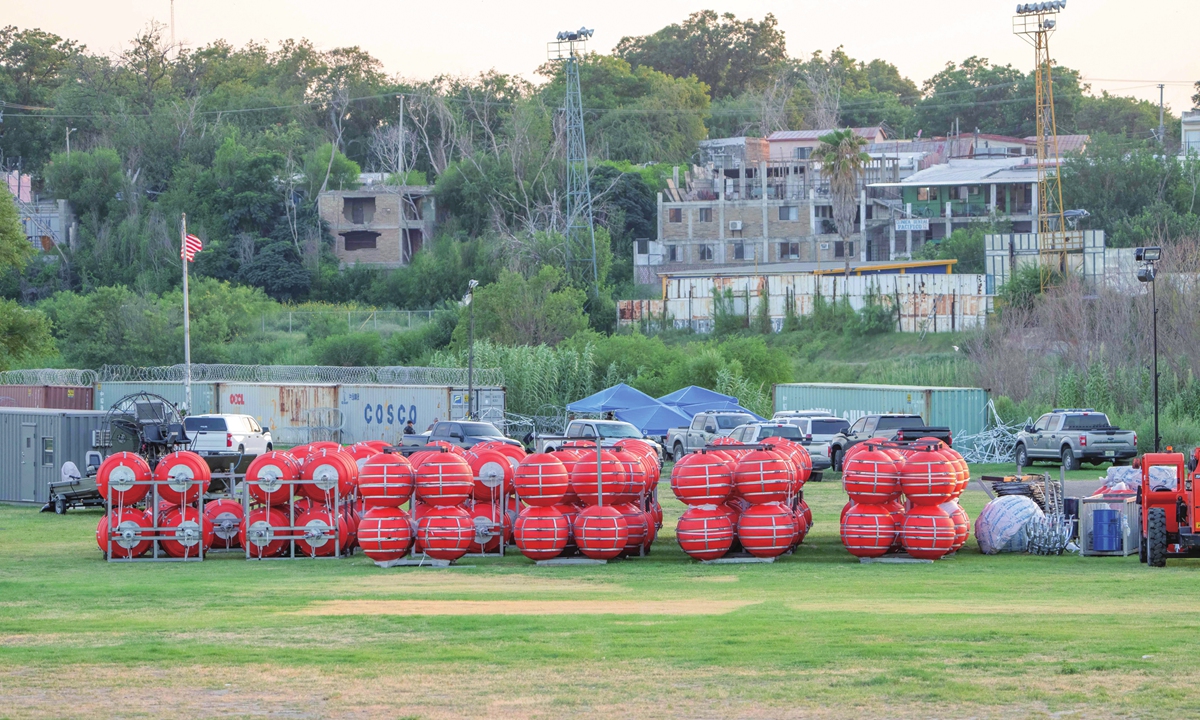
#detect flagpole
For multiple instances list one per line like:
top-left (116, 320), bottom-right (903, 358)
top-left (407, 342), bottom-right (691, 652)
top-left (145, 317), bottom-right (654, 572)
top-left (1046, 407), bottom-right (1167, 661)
top-left (181, 213), bottom-right (192, 415)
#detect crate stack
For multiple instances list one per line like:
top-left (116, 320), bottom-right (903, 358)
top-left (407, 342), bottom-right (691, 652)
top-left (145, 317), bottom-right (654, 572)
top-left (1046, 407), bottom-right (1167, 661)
top-left (839, 439), bottom-right (971, 560)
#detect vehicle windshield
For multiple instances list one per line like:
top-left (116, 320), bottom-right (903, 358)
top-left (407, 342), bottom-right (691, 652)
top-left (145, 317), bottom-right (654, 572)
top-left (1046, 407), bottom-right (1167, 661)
top-left (1063, 414), bottom-right (1111, 430)
top-left (716, 414), bottom-right (754, 429)
top-left (876, 416), bottom-right (926, 430)
top-left (810, 419), bottom-right (850, 435)
top-left (595, 422), bottom-right (642, 438)
top-left (184, 417), bottom-right (226, 431)
top-left (460, 422), bottom-right (502, 436)
top-left (759, 425), bottom-right (803, 440)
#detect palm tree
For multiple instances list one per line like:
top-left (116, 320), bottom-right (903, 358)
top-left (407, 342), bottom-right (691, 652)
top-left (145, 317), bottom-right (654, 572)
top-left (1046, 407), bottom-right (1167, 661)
top-left (813, 129), bottom-right (871, 276)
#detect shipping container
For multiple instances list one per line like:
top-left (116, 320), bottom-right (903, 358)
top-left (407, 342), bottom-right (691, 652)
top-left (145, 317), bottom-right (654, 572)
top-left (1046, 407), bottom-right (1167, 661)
top-left (216, 383), bottom-right (339, 446)
top-left (94, 381), bottom-right (218, 415)
top-left (0, 408), bottom-right (108, 504)
top-left (338, 385), bottom-right (507, 445)
top-left (773, 383), bottom-right (989, 442)
top-left (0, 385), bottom-right (93, 410)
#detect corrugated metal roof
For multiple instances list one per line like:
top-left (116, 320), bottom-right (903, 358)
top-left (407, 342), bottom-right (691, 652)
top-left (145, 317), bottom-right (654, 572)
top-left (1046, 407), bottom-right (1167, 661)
top-left (869, 157), bottom-right (1050, 187)
top-left (767, 127), bottom-right (885, 142)
top-left (1022, 134), bottom-right (1089, 154)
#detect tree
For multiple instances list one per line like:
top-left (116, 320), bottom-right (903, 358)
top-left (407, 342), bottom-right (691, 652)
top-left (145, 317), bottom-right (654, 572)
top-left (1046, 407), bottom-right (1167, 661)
top-left (813, 130), bottom-right (870, 276)
top-left (0, 26), bottom-right (82, 169)
top-left (237, 242), bottom-right (312, 301)
top-left (0, 186), bottom-right (33, 271)
top-left (303, 142), bottom-right (360, 197)
top-left (458, 266), bottom-right (588, 347)
top-left (0, 189), bottom-right (52, 369)
top-left (614, 11), bottom-right (787, 100)
top-left (914, 227), bottom-right (987, 273)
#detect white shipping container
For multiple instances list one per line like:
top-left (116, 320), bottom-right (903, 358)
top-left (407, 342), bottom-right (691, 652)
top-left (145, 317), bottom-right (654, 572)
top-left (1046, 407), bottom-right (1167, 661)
top-left (216, 383), bottom-right (340, 447)
top-left (338, 385), bottom-right (506, 445)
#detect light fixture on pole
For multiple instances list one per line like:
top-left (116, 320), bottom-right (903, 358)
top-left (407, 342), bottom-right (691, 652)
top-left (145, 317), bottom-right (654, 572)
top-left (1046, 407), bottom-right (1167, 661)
top-left (464, 279), bottom-right (479, 420)
top-left (1136, 246), bottom-right (1161, 452)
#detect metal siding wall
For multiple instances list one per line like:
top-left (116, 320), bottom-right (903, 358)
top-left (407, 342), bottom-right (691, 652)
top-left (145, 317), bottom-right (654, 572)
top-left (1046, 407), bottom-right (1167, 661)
top-left (0, 386), bottom-right (46, 408)
top-left (339, 385), bottom-right (452, 445)
top-left (0, 409), bottom-right (104, 504)
top-left (773, 383), bottom-right (988, 438)
top-left (45, 386), bottom-right (94, 410)
top-left (218, 383), bottom-right (340, 447)
top-left (94, 382), bottom-right (218, 414)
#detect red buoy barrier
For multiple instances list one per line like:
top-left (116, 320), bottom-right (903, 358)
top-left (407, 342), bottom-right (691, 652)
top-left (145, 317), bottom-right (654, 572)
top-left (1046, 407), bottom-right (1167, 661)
top-left (295, 506), bottom-right (349, 557)
top-left (898, 447), bottom-right (958, 506)
top-left (153, 451), bottom-right (212, 505)
top-left (426, 440), bottom-right (465, 456)
top-left (569, 450), bottom-right (628, 506)
top-left (732, 450), bottom-right (792, 505)
top-left (513, 453), bottom-right (569, 506)
top-left (299, 450), bottom-right (358, 502)
top-left (840, 502), bottom-right (898, 558)
top-left (943, 501), bottom-right (971, 551)
top-left (241, 507), bottom-right (290, 558)
top-left (612, 502), bottom-right (648, 556)
top-left (676, 505), bottom-right (735, 561)
top-left (159, 505), bottom-right (215, 558)
top-left (97, 452), bottom-right (152, 506)
top-left (358, 507), bottom-right (415, 562)
top-left (842, 445), bottom-right (901, 505)
top-left (736, 502), bottom-right (797, 558)
top-left (670, 452), bottom-right (733, 505)
top-left (414, 453), bottom-right (473, 507)
top-left (96, 508), bottom-right (152, 558)
top-left (469, 449), bottom-right (514, 501)
top-left (204, 499), bottom-right (244, 549)
top-left (513, 506), bottom-right (570, 560)
top-left (901, 505), bottom-right (957, 560)
top-left (417, 506), bottom-right (473, 561)
top-left (575, 505), bottom-right (629, 560)
top-left (358, 452), bottom-right (415, 508)
top-left (467, 503), bottom-right (504, 553)
top-left (245, 451), bottom-right (301, 506)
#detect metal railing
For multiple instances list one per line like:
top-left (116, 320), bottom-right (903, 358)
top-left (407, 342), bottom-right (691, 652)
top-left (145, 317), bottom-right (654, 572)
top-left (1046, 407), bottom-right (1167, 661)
top-left (258, 309), bottom-right (436, 335)
top-left (0, 368), bottom-right (97, 386)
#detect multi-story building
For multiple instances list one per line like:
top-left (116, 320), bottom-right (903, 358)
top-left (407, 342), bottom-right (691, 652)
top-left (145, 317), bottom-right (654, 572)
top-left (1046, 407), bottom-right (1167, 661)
top-left (1182, 110), bottom-right (1200, 157)
top-left (318, 185), bottom-right (437, 267)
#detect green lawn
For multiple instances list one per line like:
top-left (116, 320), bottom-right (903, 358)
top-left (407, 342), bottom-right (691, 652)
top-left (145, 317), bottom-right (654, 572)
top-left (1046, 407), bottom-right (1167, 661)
top-left (2, 465), bottom-right (1198, 719)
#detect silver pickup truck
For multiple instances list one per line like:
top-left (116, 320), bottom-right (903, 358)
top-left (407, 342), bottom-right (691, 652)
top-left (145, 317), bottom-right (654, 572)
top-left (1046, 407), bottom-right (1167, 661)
top-left (665, 411), bottom-right (755, 460)
top-left (1014, 409), bottom-right (1137, 470)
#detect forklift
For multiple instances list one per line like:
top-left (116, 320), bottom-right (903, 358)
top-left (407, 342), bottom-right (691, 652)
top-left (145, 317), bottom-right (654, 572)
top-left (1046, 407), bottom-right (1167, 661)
top-left (1139, 451), bottom-right (1195, 567)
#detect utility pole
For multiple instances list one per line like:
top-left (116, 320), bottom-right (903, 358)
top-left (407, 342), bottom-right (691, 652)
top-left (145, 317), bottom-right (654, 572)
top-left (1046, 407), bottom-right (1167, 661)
top-left (66, 127), bottom-right (75, 158)
top-left (1158, 84), bottom-right (1166, 146)
top-left (397, 94), bottom-right (405, 181)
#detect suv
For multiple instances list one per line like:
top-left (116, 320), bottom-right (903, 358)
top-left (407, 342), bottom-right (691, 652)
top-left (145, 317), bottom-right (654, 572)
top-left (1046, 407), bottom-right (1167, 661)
top-left (537, 420), bottom-right (664, 462)
top-left (828, 414), bottom-right (952, 471)
top-left (184, 414), bottom-right (272, 460)
top-left (402, 420), bottom-right (521, 450)
top-left (730, 422), bottom-right (833, 472)
top-left (1014, 409), bottom-right (1137, 470)
top-left (777, 416), bottom-right (849, 470)
top-left (666, 411), bottom-right (756, 459)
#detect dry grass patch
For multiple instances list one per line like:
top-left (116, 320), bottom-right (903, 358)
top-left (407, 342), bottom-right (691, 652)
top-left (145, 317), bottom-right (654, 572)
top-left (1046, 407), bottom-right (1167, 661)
top-left (292, 599), bottom-right (758, 616)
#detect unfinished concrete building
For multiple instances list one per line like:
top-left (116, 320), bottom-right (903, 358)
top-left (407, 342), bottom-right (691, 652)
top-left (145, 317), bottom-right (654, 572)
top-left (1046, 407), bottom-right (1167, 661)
top-left (318, 186), bottom-right (437, 266)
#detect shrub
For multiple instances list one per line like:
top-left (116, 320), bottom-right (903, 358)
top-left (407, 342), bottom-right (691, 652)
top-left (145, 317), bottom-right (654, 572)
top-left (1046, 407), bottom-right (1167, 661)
top-left (312, 332), bottom-right (382, 367)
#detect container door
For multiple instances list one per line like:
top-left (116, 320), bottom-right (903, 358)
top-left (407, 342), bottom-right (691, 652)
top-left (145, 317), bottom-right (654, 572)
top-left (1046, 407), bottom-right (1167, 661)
top-left (19, 424), bottom-right (37, 502)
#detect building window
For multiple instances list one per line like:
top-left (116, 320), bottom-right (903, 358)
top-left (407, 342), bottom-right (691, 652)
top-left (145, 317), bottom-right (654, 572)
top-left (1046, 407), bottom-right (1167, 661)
top-left (779, 242), bottom-right (800, 260)
top-left (734, 242), bottom-right (745, 260)
top-left (699, 245), bottom-right (713, 261)
top-left (667, 245), bottom-right (678, 262)
top-left (834, 241), bottom-right (855, 258)
top-left (636, 238), bottom-right (649, 255)
top-left (42, 437), bottom-right (54, 466)
top-left (815, 205), bottom-right (833, 219)
top-left (342, 197), bottom-right (376, 224)
top-left (668, 208), bottom-right (682, 223)
top-left (698, 207), bottom-right (713, 222)
top-left (342, 231), bottom-right (380, 251)
top-left (778, 206), bottom-right (799, 221)
top-left (402, 229), bottom-right (424, 263)
top-left (793, 147), bottom-right (812, 159)
top-left (917, 187), bottom-right (934, 202)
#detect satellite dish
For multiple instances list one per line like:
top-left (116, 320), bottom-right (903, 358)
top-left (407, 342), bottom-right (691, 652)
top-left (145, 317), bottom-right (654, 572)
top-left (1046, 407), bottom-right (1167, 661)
top-left (61, 461), bottom-right (81, 485)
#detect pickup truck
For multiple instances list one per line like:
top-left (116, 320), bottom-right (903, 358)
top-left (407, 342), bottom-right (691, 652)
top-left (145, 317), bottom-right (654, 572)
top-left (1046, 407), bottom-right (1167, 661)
top-left (401, 420), bottom-right (522, 450)
top-left (729, 421), bottom-right (832, 473)
top-left (1014, 409), bottom-right (1137, 470)
top-left (827, 414), bottom-right (953, 471)
top-left (666, 411), bottom-right (756, 460)
top-left (536, 419), bottom-right (664, 463)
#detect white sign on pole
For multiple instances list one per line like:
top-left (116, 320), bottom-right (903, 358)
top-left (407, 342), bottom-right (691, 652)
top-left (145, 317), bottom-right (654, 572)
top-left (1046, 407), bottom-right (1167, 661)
top-left (896, 218), bottom-right (930, 232)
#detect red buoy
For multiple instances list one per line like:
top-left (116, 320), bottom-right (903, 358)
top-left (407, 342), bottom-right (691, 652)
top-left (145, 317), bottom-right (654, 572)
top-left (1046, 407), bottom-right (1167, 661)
top-left (797, 498), bottom-right (813, 533)
top-left (513, 453), bottom-right (569, 506)
top-left (241, 507), bottom-right (290, 558)
top-left (943, 501), bottom-right (970, 551)
top-left (414, 453), bottom-right (473, 507)
top-left (152, 451), bottom-right (212, 505)
top-left (97, 452), bottom-right (152, 506)
top-left (842, 445), bottom-right (902, 504)
top-left (295, 506), bottom-right (349, 557)
top-left (513, 506), bottom-right (569, 560)
top-left (204, 499), bottom-right (244, 549)
top-left (358, 452), bottom-right (415, 508)
top-left (159, 505), bottom-right (215, 558)
top-left (901, 505), bottom-right (956, 560)
top-left (96, 508), bottom-right (152, 558)
top-left (898, 447), bottom-right (958, 506)
top-left (406, 449), bottom-right (441, 469)
top-left (613, 450), bottom-right (648, 504)
top-left (732, 450), bottom-right (792, 505)
top-left (468, 449), bottom-right (514, 501)
top-left (299, 450), bottom-right (358, 502)
top-left (569, 450), bottom-right (628, 506)
top-left (676, 506), bottom-right (735, 561)
top-left (417, 506), bottom-right (473, 561)
top-left (467, 503), bottom-right (504, 553)
top-left (472, 441), bottom-right (526, 471)
top-left (426, 440), bottom-right (466, 456)
top-left (612, 502), bottom-right (648, 556)
top-left (245, 451), bottom-right (301, 506)
top-left (736, 503), bottom-right (797, 558)
top-left (358, 507), bottom-right (415, 562)
top-left (670, 452), bottom-right (733, 505)
top-left (840, 503), bottom-right (898, 558)
top-left (575, 505), bottom-right (629, 560)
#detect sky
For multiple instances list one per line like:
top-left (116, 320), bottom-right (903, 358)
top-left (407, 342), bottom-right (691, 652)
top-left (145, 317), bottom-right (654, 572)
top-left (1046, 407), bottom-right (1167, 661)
top-left (9, 0), bottom-right (1199, 116)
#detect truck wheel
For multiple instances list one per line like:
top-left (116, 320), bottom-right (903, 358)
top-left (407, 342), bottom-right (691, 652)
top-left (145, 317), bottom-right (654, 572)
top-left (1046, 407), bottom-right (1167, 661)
top-left (1061, 446), bottom-right (1078, 472)
top-left (1147, 507), bottom-right (1168, 568)
top-left (1139, 536), bottom-right (1147, 563)
top-left (831, 448), bottom-right (843, 472)
top-left (54, 497), bottom-right (66, 515)
top-left (1014, 443), bottom-right (1029, 469)
top-left (673, 442), bottom-right (685, 461)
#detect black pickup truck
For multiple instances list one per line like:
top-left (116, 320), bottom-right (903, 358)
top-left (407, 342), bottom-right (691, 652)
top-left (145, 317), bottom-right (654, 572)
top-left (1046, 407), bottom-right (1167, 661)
top-left (828, 414), bottom-right (953, 471)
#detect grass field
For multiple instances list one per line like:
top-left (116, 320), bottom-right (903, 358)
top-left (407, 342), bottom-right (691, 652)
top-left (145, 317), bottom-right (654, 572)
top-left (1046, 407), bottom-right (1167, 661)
top-left (3, 464), bottom-right (1199, 719)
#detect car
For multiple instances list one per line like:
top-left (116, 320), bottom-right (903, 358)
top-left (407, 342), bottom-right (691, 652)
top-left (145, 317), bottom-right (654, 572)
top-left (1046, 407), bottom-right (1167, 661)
top-left (401, 420), bottom-right (521, 450)
top-left (184, 414), bottom-right (272, 463)
top-left (1014, 409), bottom-right (1137, 470)
top-left (665, 411), bottom-right (756, 459)
top-left (827, 414), bottom-right (952, 471)
top-left (772, 409), bottom-right (838, 421)
top-left (729, 422), bottom-right (832, 472)
top-left (776, 415), bottom-right (849, 470)
top-left (537, 420), bottom-right (663, 463)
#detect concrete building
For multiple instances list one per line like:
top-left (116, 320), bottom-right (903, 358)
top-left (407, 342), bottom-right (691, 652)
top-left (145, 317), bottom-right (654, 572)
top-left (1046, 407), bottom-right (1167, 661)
top-left (318, 186), bottom-right (437, 267)
top-left (766, 127), bottom-right (888, 160)
top-left (1181, 110), bottom-right (1200, 157)
top-left (4, 172), bottom-right (76, 251)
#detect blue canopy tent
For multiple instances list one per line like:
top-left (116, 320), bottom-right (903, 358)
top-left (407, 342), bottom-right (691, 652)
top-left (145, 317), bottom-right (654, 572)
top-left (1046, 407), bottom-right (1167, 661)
top-left (614, 403), bottom-right (693, 437)
top-left (657, 386), bottom-right (738, 407)
top-left (567, 383), bottom-right (659, 414)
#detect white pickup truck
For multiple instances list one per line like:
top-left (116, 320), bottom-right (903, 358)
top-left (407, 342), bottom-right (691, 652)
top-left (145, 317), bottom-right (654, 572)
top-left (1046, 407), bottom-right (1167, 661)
top-left (665, 411), bottom-right (756, 460)
top-left (184, 414), bottom-right (272, 464)
top-left (536, 419), bottom-right (664, 463)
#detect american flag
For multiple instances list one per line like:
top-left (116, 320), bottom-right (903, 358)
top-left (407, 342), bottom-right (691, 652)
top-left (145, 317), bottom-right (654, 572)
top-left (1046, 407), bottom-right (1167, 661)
top-left (181, 233), bottom-right (203, 262)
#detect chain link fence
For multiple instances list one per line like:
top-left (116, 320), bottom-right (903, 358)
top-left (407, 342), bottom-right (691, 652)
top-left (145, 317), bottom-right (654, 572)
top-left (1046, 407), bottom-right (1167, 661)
top-left (258, 310), bottom-right (436, 337)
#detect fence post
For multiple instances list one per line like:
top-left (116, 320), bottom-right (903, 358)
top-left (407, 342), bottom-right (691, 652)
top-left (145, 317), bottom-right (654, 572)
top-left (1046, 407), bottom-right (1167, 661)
top-left (348, 311), bottom-right (352, 331)
top-left (289, 312), bottom-right (293, 333)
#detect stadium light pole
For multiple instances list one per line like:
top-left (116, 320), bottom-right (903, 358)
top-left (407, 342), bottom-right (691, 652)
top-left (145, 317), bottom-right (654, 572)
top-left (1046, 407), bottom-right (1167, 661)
top-left (1136, 246), bottom-right (1161, 452)
top-left (466, 279), bottom-right (479, 419)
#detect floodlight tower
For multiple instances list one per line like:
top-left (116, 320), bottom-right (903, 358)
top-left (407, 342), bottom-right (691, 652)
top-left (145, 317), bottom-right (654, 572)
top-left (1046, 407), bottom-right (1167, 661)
top-left (1014, 1), bottom-right (1071, 289)
top-left (548, 27), bottom-right (599, 291)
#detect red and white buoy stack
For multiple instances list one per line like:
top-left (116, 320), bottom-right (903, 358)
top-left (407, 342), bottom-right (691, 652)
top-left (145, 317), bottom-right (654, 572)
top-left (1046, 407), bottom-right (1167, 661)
top-left (839, 439), bottom-right (970, 560)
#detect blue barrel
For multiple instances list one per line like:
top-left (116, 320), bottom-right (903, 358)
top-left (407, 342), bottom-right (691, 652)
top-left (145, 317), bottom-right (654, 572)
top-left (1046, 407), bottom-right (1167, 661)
top-left (1092, 508), bottom-right (1122, 552)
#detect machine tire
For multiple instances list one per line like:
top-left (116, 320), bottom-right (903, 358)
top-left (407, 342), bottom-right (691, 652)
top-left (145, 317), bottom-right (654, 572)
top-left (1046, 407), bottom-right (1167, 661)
top-left (673, 442), bottom-right (685, 461)
top-left (1139, 536), bottom-right (1147, 563)
top-left (1061, 446), bottom-right (1078, 472)
top-left (1014, 443), bottom-right (1029, 469)
top-left (831, 447), bottom-right (844, 473)
top-left (54, 497), bottom-right (66, 515)
top-left (266, 443), bottom-right (273, 452)
top-left (1147, 507), bottom-right (1168, 568)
